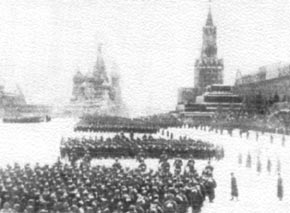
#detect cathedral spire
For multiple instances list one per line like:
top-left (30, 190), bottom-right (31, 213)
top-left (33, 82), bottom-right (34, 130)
top-left (94, 43), bottom-right (105, 74)
top-left (206, 0), bottom-right (213, 26)
top-left (93, 43), bottom-right (108, 83)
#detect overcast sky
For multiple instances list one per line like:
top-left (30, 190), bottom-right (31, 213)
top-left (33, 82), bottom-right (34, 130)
top-left (0, 0), bottom-right (289, 116)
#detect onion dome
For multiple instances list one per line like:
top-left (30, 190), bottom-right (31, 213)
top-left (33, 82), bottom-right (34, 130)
top-left (73, 71), bottom-right (85, 84)
top-left (111, 63), bottom-right (120, 80)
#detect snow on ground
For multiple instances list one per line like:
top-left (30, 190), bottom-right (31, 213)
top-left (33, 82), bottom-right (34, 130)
top-left (0, 119), bottom-right (289, 212)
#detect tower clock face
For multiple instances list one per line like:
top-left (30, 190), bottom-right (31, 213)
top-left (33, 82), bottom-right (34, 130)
top-left (208, 35), bottom-right (215, 44)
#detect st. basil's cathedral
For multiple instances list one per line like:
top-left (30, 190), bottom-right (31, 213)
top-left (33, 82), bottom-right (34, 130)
top-left (69, 45), bottom-right (126, 117)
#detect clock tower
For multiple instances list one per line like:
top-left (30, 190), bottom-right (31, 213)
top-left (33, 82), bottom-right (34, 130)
top-left (194, 3), bottom-right (224, 93)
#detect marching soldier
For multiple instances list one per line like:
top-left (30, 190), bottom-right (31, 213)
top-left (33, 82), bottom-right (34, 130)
top-left (187, 182), bottom-right (204, 212)
top-left (113, 158), bottom-right (122, 170)
top-left (163, 194), bottom-right (177, 213)
top-left (204, 175), bottom-right (217, 203)
top-left (138, 159), bottom-right (147, 173)
top-left (159, 152), bottom-right (168, 164)
top-left (186, 156), bottom-right (196, 175)
top-left (173, 155), bottom-right (183, 171)
top-left (160, 159), bottom-right (170, 174)
top-left (175, 189), bottom-right (188, 213)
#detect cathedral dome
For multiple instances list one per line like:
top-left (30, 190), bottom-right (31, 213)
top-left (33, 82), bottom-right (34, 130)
top-left (110, 65), bottom-right (120, 80)
top-left (73, 71), bottom-right (85, 84)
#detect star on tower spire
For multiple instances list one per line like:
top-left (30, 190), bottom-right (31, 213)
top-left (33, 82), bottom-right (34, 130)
top-left (206, 0), bottom-right (213, 26)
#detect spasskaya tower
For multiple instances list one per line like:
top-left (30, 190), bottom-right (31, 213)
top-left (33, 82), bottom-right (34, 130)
top-left (194, 3), bottom-right (224, 93)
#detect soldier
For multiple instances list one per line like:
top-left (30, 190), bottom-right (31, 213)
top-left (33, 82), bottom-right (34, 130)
top-left (255, 131), bottom-right (259, 141)
top-left (173, 155), bottom-right (183, 171)
top-left (138, 160), bottom-right (147, 173)
top-left (186, 157), bottom-right (196, 174)
top-left (0, 202), bottom-right (13, 213)
top-left (204, 161), bottom-right (214, 174)
top-left (282, 134), bottom-right (285, 147)
top-left (12, 203), bottom-right (21, 213)
top-left (230, 173), bottom-right (238, 201)
top-left (204, 176), bottom-right (217, 203)
top-left (113, 158), bottom-right (122, 170)
top-left (187, 182), bottom-right (204, 212)
top-left (256, 157), bottom-right (262, 173)
top-left (175, 189), bottom-right (188, 213)
top-left (136, 151), bottom-right (145, 163)
top-left (239, 129), bottom-right (242, 138)
top-left (277, 173), bottom-right (283, 201)
top-left (228, 128), bottom-right (233, 137)
top-left (23, 205), bottom-right (34, 213)
top-left (148, 199), bottom-right (163, 213)
top-left (130, 131), bottom-right (134, 140)
top-left (277, 159), bottom-right (281, 174)
top-left (160, 159), bottom-right (170, 174)
top-left (267, 158), bottom-right (272, 174)
top-left (270, 134), bottom-right (273, 144)
top-left (159, 151), bottom-right (168, 164)
top-left (246, 152), bottom-right (252, 168)
top-left (163, 194), bottom-right (177, 213)
top-left (238, 153), bottom-right (242, 165)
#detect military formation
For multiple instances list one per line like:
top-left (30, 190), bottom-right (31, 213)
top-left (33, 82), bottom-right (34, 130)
top-left (74, 125), bottom-right (159, 134)
top-left (60, 134), bottom-right (224, 164)
top-left (0, 110), bottom-right (287, 213)
top-left (0, 153), bottom-right (218, 213)
top-left (74, 115), bottom-right (182, 133)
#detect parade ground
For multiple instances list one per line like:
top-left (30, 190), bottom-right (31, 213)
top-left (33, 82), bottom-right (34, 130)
top-left (0, 118), bottom-right (289, 212)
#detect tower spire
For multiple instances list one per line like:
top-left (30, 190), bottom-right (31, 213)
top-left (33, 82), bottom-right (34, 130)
top-left (194, 0), bottom-right (223, 92)
top-left (98, 43), bottom-right (103, 54)
top-left (206, 0), bottom-right (213, 26)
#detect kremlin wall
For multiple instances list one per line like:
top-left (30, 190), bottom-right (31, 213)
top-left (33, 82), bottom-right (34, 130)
top-left (235, 62), bottom-right (290, 103)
